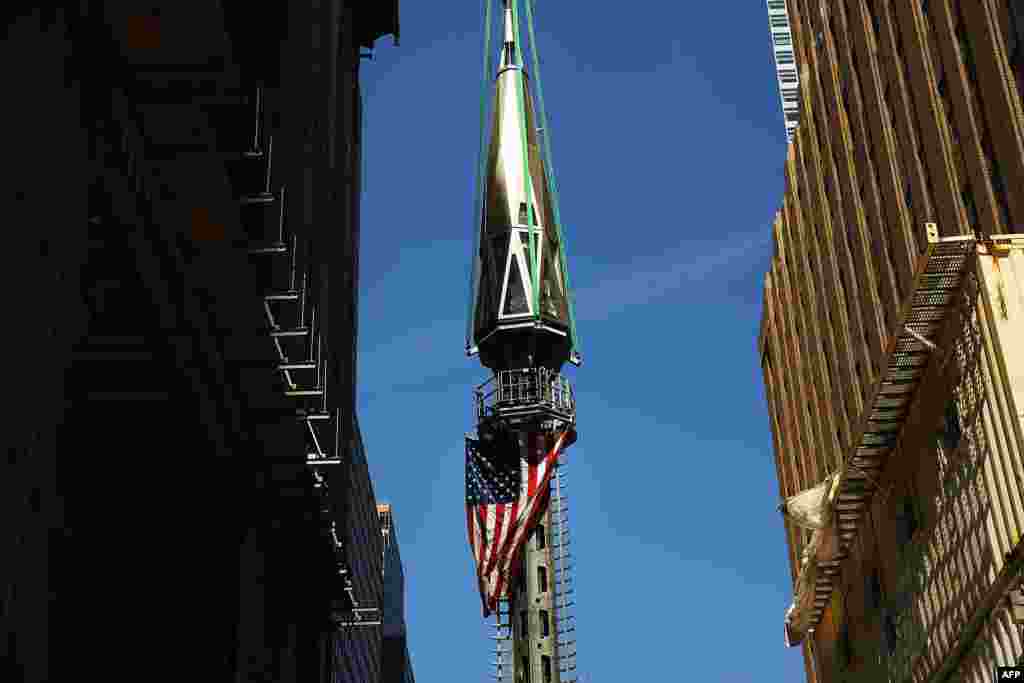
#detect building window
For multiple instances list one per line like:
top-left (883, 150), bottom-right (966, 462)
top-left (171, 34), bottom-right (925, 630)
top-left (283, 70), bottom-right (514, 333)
top-left (542, 655), bottom-right (552, 683)
top-left (535, 524), bottom-right (546, 550)
top-left (521, 656), bottom-right (530, 683)
top-left (991, 162), bottom-right (1012, 231)
top-left (895, 495), bottom-right (919, 547)
top-left (868, 0), bottom-right (881, 40)
top-left (962, 36), bottom-right (977, 86)
top-left (882, 610), bottom-right (898, 656)
top-left (521, 611), bottom-right (528, 638)
top-left (838, 618), bottom-right (853, 669)
top-left (868, 569), bottom-right (883, 611)
top-left (981, 128), bottom-right (1013, 229)
top-left (537, 566), bottom-right (548, 593)
top-left (540, 610), bottom-right (550, 637)
top-left (1010, 2), bottom-right (1024, 58)
top-left (962, 186), bottom-right (978, 229)
top-left (942, 399), bottom-right (961, 451)
top-left (923, 166), bottom-right (939, 229)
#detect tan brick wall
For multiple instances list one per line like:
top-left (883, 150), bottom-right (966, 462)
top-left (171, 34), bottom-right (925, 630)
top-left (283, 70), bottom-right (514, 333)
top-left (759, 2), bottom-right (1024, 681)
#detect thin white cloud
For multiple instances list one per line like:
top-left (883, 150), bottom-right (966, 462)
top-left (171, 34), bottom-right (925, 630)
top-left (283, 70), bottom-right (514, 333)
top-left (574, 230), bottom-right (771, 321)
top-left (358, 230), bottom-right (772, 395)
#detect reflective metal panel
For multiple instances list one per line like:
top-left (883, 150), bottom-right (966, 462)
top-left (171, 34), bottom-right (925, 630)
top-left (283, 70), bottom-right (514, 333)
top-left (474, 65), bottom-right (569, 340)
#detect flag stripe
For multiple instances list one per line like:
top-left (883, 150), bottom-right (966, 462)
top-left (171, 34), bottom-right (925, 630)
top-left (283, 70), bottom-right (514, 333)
top-left (527, 433), bottom-right (541, 498)
top-left (475, 508), bottom-right (485, 570)
top-left (466, 506), bottom-right (474, 557)
top-left (473, 509), bottom-right (482, 568)
top-left (484, 503), bottom-right (502, 576)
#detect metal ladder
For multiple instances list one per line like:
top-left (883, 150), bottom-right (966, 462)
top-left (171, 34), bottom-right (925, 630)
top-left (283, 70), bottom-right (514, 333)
top-left (550, 454), bottom-right (577, 683)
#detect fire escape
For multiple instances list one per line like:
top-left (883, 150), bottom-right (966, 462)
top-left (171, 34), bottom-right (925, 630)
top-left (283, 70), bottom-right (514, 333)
top-left (229, 84), bottom-right (381, 628)
top-left (92, 61), bottom-right (376, 629)
top-left (785, 225), bottom-right (978, 646)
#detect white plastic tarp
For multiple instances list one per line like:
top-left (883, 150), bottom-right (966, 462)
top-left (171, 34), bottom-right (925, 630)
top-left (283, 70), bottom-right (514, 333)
top-left (780, 474), bottom-right (839, 530)
top-left (782, 471), bottom-right (843, 647)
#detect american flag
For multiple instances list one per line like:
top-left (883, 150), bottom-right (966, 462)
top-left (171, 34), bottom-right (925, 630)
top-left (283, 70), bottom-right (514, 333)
top-left (465, 428), bottom-right (574, 617)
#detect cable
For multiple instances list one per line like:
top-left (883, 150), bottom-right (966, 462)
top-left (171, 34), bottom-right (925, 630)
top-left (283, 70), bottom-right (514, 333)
top-left (468, 0), bottom-right (495, 349)
top-left (523, 0), bottom-right (580, 356)
top-left (508, 0), bottom-right (540, 319)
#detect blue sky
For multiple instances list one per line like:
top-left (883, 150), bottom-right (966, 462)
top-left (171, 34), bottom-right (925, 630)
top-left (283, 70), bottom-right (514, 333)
top-left (356, 2), bottom-right (800, 681)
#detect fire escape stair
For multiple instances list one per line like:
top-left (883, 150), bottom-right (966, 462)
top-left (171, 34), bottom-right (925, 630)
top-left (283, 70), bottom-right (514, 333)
top-left (110, 60), bottom-right (370, 616)
top-left (220, 84), bottom-right (371, 616)
top-left (785, 225), bottom-right (977, 644)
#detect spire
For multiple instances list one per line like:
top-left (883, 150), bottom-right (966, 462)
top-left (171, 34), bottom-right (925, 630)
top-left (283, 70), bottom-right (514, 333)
top-left (467, 0), bottom-right (572, 372)
top-left (501, 0), bottom-right (517, 69)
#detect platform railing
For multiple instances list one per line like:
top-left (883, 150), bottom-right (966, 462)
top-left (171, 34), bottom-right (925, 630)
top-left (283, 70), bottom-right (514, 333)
top-left (475, 368), bottom-right (575, 423)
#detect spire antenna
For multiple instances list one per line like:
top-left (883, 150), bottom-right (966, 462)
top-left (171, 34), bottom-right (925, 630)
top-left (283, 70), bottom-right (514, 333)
top-left (465, 4), bottom-right (585, 683)
top-left (501, 0), bottom-right (517, 68)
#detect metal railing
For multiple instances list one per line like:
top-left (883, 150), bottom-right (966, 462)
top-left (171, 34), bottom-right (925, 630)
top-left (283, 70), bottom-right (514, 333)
top-left (790, 227), bottom-right (977, 641)
top-left (475, 368), bottom-right (575, 423)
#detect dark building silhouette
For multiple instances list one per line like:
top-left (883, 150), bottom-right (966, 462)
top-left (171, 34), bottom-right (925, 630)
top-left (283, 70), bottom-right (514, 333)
top-left (4, 2), bottom-right (398, 682)
top-left (378, 504), bottom-right (415, 683)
